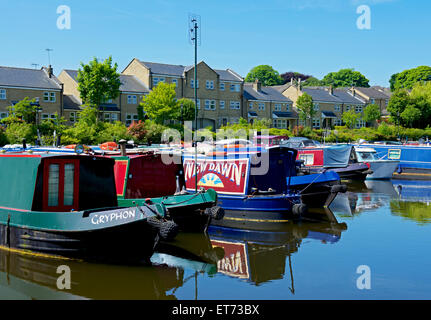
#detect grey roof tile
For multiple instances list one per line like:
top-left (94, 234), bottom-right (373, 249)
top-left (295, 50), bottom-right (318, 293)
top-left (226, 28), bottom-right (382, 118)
top-left (0, 66), bottom-right (62, 90)
top-left (353, 86), bottom-right (391, 99)
top-left (244, 84), bottom-right (292, 103)
top-left (63, 94), bottom-right (82, 110)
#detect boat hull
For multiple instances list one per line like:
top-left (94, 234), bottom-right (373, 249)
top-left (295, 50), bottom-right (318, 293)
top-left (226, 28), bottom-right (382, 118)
top-left (367, 161), bottom-right (399, 179)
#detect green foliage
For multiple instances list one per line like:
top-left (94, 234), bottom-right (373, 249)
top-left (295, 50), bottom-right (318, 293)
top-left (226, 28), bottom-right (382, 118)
top-left (302, 76), bottom-right (323, 87)
top-left (244, 65), bottom-right (283, 86)
top-left (401, 105), bottom-right (421, 128)
top-left (342, 109), bottom-right (361, 129)
top-left (95, 121), bottom-right (132, 144)
top-left (137, 105), bottom-right (145, 121)
top-left (296, 92), bottom-right (315, 128)
top-left (141, 82), bottom-right (179, 124)
top-left (63, 105), bottom-right (100, 144)
top-left (2, 97), bottom-right (39, 125)
top-left (5, 122), bottom-right (36, 144)
top-left (363, 104), bottom-right (381, 123)
top-left (321, 68), bottom-right (370, 88)
top-left (177, 98), bottom-right (196, 121)
top-left (0, 127), bottom-right (8, 146)
top-left (391, 66), bottom-right (431, 91)
top-left (77, 56), bottom-right (121, 108)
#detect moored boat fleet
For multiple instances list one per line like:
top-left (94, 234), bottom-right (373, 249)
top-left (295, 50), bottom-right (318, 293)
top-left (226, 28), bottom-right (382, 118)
top-left (0, 134), bottom-right (427, 263)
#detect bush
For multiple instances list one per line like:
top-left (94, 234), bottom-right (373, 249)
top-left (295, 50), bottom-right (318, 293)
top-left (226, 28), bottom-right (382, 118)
top-left (5, 122), bottom-right (36, 144)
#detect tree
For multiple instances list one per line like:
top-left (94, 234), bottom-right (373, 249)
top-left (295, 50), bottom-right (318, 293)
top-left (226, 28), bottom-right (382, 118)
top-left (401, 105), bottom-right (421, 128)
top-left (363, 104), bottom-right (381, 124)
top-left (321, 68), bottom-right (370, 88)
top-left (391, 66), bottom-right (431, 91)
top-left (302, 76), bottom-right (323, 87)
top-left (280, 72), bottom-right (311, 84)
top-left (63, 105), bottom-right (100, 144)
top-left (77, 56), bottom-right (121, 117)
top-left (140, 82), bottom-right (180, 124)
top-left (244, 65), bottom-right (283, 86)
top-left (296, 92), bottom-right (315, 129)
top-left (2, 97), bottom-right (39, 125)
top-left (387, 89), bottom-right (409, 126)
top-left (177, 98), bottom-right (196, 121)
top-left (5, 122), bottom-right (36, 144)
top-left (389, 73), bottom-right (399, 91)
top-left (342, 109), bottom-right (361, 129)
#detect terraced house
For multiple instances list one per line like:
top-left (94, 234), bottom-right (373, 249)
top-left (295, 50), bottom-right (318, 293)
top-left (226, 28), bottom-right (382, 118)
top-left (58, 69), bottom-right (149, 125)
top-left (122, 58), bottom-right (244, 129)
top-left (0, 65), bottom-right (63, 122)
top-left (348, 86), bottom-right (391, 117)
top-left (244, 79), bottom-right (296, 129)
top-left (277, 83), bottom-right (366, 128)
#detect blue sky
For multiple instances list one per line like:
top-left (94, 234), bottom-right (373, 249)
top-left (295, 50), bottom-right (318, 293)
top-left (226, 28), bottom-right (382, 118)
top-left (0, 0), bottom-right (429, 86)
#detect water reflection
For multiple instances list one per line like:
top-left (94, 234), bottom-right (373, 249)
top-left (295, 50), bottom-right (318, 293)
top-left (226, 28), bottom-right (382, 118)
top-left (207, 220), bottom-right (347, 288)
top-left (330, 179), bottom-right (431, 224)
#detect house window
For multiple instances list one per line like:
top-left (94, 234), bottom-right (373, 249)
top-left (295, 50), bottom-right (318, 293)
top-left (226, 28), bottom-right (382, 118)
top-left (334, 105), bottom-right (341, 112)
top-left (230, 84), bottom-right (240, 92)
top-left (313, 103), bottom-right (319, 111)
top-left (345, 105), bottom-right (350, 111)
top-left (0, 89), bottom-right (6, 100)
top-left (111, 113), bottom-right (118, 121)
top-left (206, 80), bottom-right (214, 90)
top-left (274, 119), bottom-right (287, 129)
top-left (104, 113), bottom-right (111, 121)
top-left (312, 118), bottom-right (320, 129)
top-left (205, 99), bottom-right (216, 110)
top-left (274, 104), bottom-right (281, 111)
top-left (190, 79), bottom-right (199, 88)
top-left (153, 77), bottom-right (165, 87)
top-left (355, 119), bottom-right (366, 128)
top-left (370, 99), bottom-right (375, 104)
top-left (69, 112), bottom-right (76, 123)
top-left (126, 114), bottom-right (133, 126)
top-left (230, 101), bottom-right (240, 110)
top-left (249, 102), bottom-right (253, 110)
top-left (127, 95), bottom-right (137, 104)
top-left (44, 92), bottom-right (56, 102)
top-left (385, 99), bottom-right (389, 106)
top-left (220, 117), bottom-right (228, 127)
top-left (196, 99), bottom-right (200, 109)
top-left (172, 79), bottom-right (178, 86)
top-left (0, 112), bottom-right (8, 119)
top-left (355, 105), bottom-right (363, 113)
top-left (286, 104), bottom-right (290, 111)
top-left (258, 103), bottom-right (265, 111)
top-left (220, 83), bottom-right (225, 91)
top-left (219, 101), bottom-right (225, 109)
top-left (41, 113), bottom-right (49, 120)
top-left (299, 119), bottom-right (306, 126)
top-left (334, 118), bottom-right (342, 126)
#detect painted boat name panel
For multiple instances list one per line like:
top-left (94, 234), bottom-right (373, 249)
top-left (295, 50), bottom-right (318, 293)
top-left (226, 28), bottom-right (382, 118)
top-left (184, 158), bottom-right (250, 195)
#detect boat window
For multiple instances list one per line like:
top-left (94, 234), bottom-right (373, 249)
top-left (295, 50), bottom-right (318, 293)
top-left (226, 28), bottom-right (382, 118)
top-left (48, 164), bottom-right (60, 207)
top-left (63, 163), bottom-right (75, 206)
top-left (299, 153), bottom-right (314, 165)
top-left (357, 152), bottom-right (375, 161)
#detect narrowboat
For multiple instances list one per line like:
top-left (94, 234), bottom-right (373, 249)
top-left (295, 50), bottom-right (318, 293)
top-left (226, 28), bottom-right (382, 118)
top-left (0, 153), bottom-right (164, 263)
top-left (359, 142), bottom-right (431, 179)
top-left (292, 144), bottom-right (372, 181)
top-left (354, 146), bottom-right (399, 179)
top-left (183, 146), bottom-right (310, 230)
top-left (110, 152), bottom-right (223, 232)
top-left (208, 143), bottom-right (346, 209)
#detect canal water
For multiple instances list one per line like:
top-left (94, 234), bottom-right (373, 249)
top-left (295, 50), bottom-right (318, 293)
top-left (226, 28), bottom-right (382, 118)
top-left (0, 179), bottom-right (430, 300)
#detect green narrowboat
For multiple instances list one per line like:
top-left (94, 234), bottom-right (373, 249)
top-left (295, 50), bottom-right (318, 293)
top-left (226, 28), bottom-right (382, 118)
top-left (111, 152), bottom-right (223, 232)
top-left (0, 153), bottom-right (164, 263)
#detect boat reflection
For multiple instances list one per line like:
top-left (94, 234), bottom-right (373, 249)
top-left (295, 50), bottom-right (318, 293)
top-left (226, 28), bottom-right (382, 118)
top-left (0, 232), bottom-right (221, 300)
top-left (207, 219), bottom-right (347, 288)
top-left (330, 179), bottom-right (431, 224)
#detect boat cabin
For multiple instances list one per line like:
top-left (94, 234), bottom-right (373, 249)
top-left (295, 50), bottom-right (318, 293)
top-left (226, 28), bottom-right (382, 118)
top-left (296, 145), bottom-right (358, 168)
top-left (0, 154), bottom-right (118, 212)
top-left (253, 135), bottom-right (289, 147)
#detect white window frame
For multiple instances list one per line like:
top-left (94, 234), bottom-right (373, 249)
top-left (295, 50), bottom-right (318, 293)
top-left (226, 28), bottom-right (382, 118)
top-left (206, 80), bottom-right (214, 90)
top-left (196, 99), bottom-right (200, 109)
top-left (313, 103), bottom-right (319, 111)
top-left (230, 101), bottom-right (240, 110)
top-left (249, 102), bottom-right (253, 110)
top-left (312, 118), bottom-right (320, 129)
top-left (219, 101), bottom-right (225, 109)
top-left (334, 118), bottom-right (343, 126)
top-left (0, 112), bottom-right (8, 119)
top-left (127, 95), bottom-right (137, 104)
top-left (111, 113), bottom-right (118, 121)
top-left (220, 82), bottom-right (225, 91)
top-left (334, 105), bottom-right (341, 112)
top-left (44, 92), bottom-right (56, 103)
top-left (258, 103), bottom-right (265, 111)
top-left (274, 103), bottom-right (281, 111)
top-left (355, 105), bottom-right (363, 113)
top-left (41, 113), bottom-right (50, 120)
top-left (286, 104), bottom-right (290, 112)
top-left (205, 99), bottom-right (216, 110)
top-left (153, 77), bottom-right (165, 87)
top-left (190, 79), bottom-right (199, 89)
top-left (69, 112), bottom-right (76, 123)
top-left (0, 89), bottom-right (6, 100)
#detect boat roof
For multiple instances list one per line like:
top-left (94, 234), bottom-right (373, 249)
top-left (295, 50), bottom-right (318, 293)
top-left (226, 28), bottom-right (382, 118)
top-left (354, 147), bottom-right (377, 153)
top-left (253, 135), bottom-right (289, 139)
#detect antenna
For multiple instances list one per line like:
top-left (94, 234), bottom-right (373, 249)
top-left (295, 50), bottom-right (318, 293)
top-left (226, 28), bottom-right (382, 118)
top-left (188, 13), bottom-right (201, 192)
top-left (46, 48), bottom-right (53, 65)
top-left (31, 63), bottom-right (40, 69)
